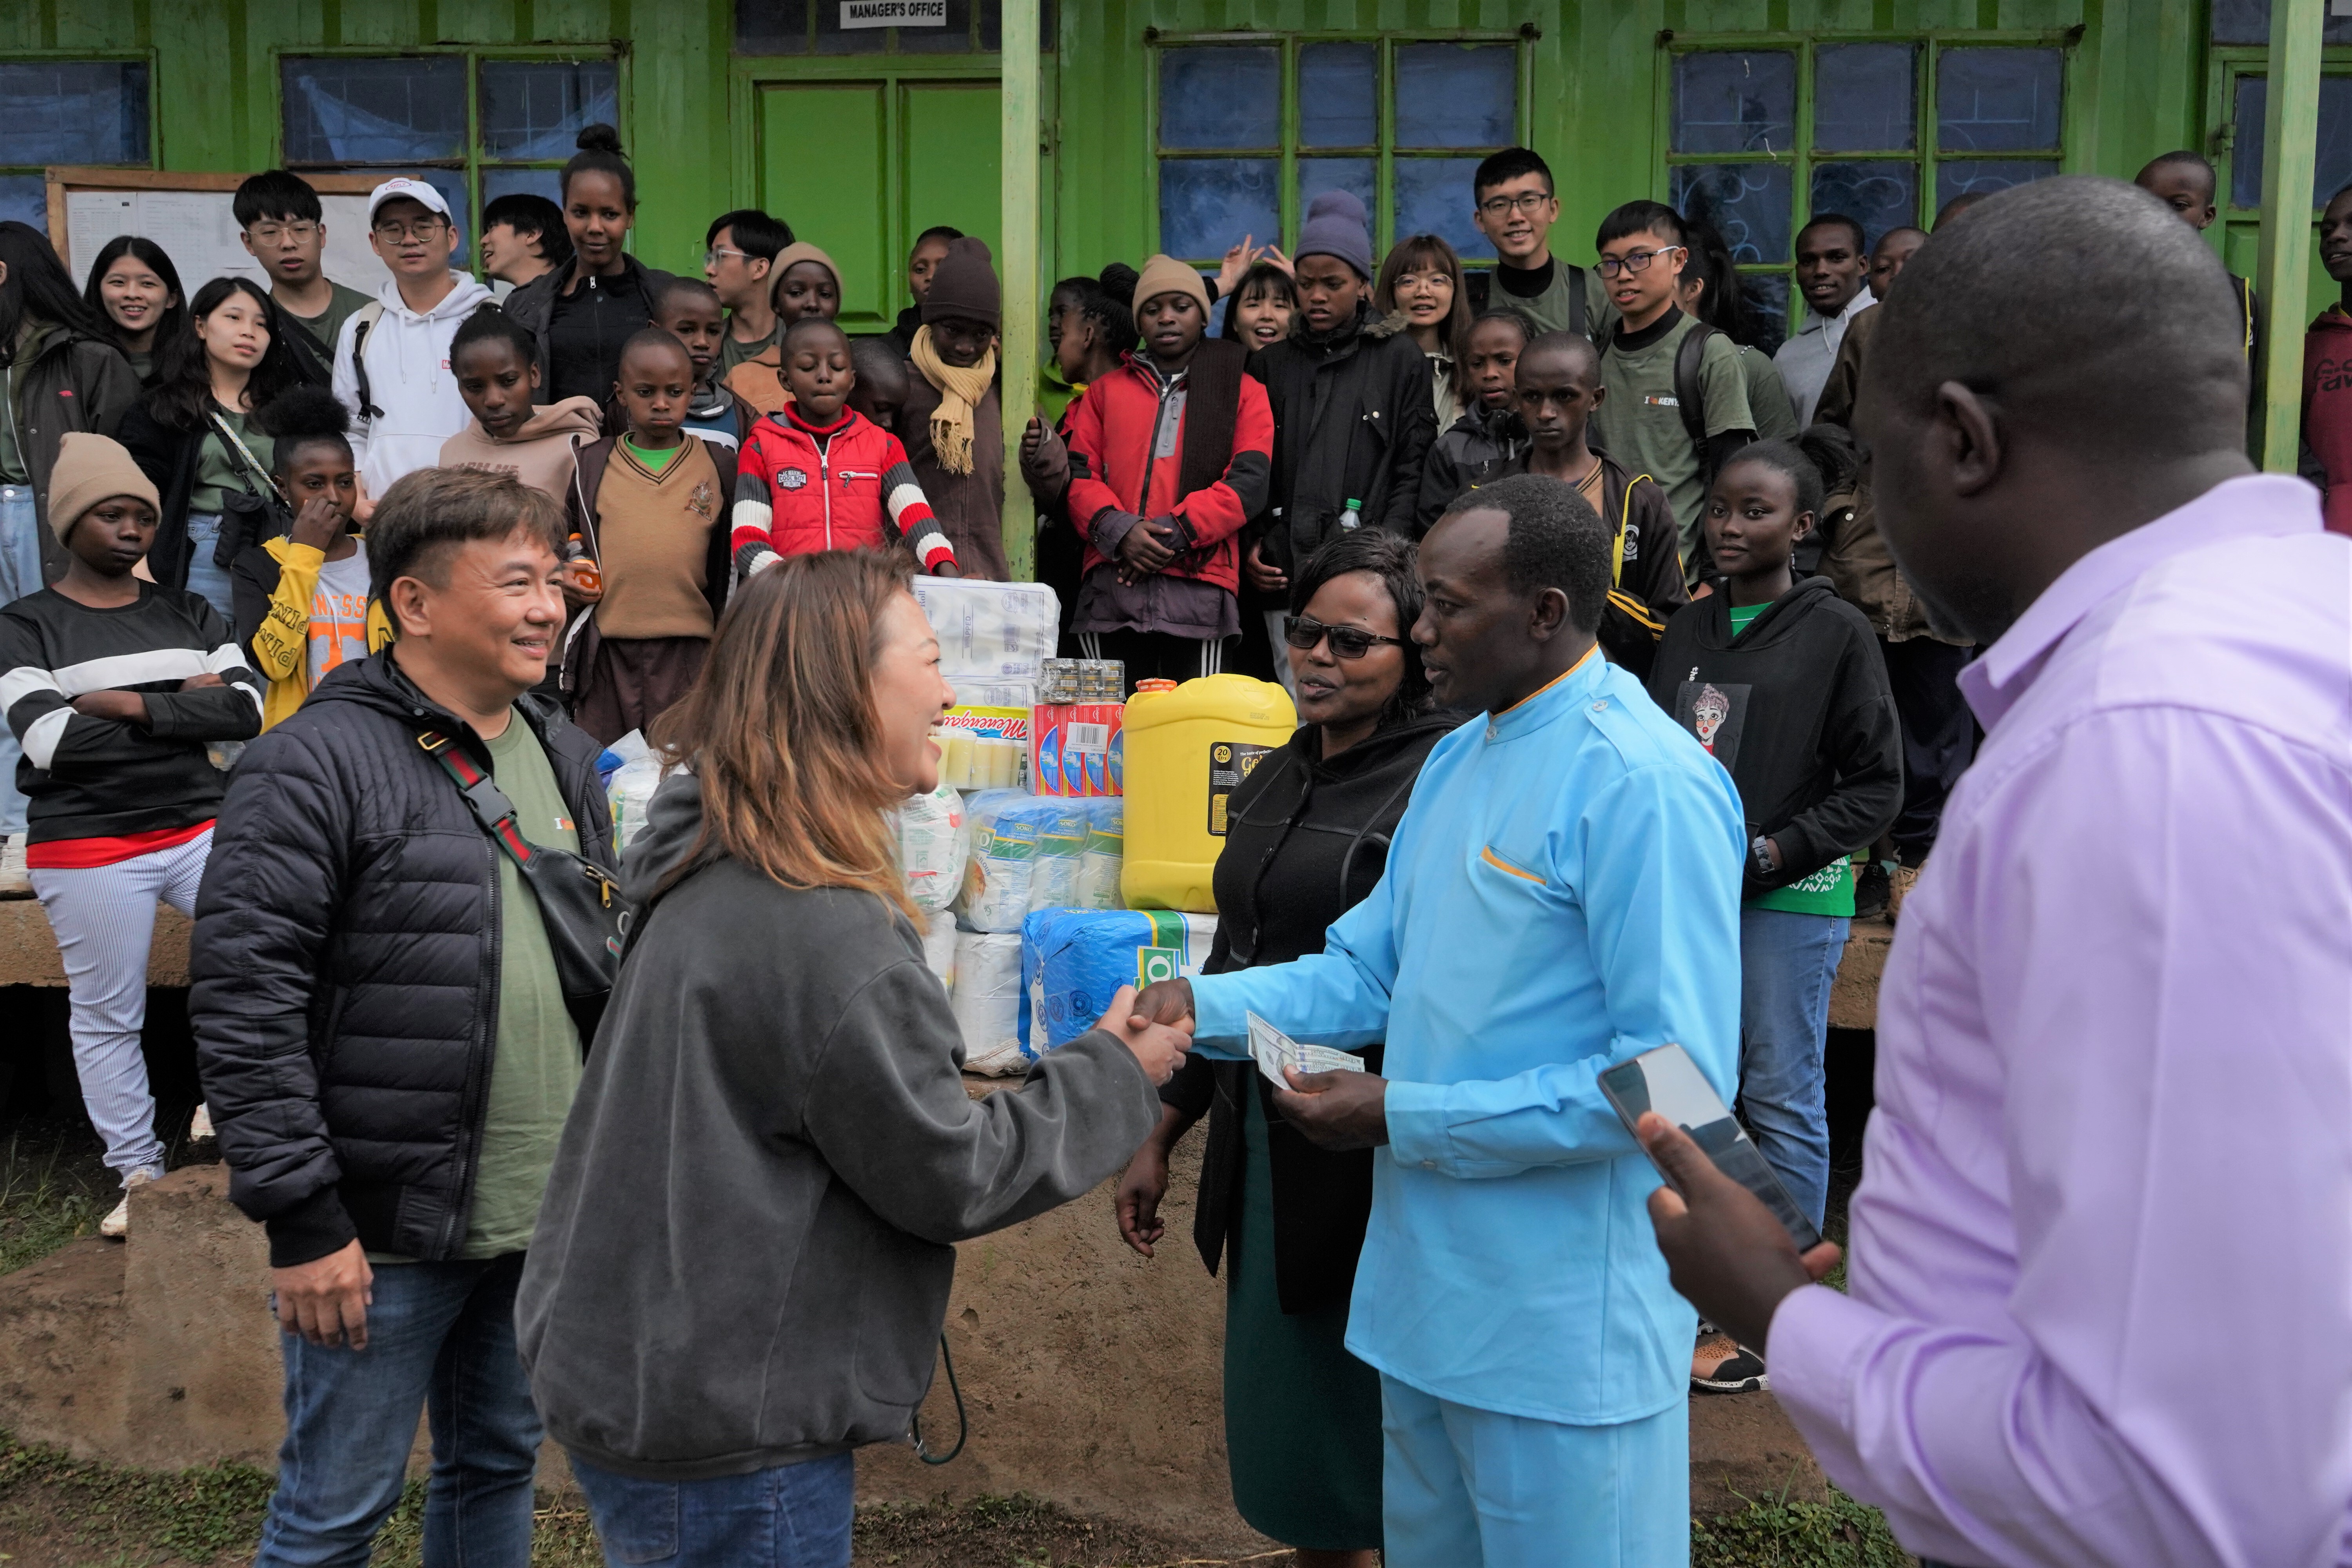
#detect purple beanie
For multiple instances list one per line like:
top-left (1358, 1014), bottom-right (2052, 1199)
top-left (1296, 190), bottom-right (1374, 280)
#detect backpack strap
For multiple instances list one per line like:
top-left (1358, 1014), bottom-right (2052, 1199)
top-left (1567, 264), bottom-right (1588, 341)
top-left (1673, 322), bottom-right (1717, 454)
top-left (349, 301), bottom-right (387, 421)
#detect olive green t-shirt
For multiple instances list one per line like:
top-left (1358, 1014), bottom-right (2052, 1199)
top-left (1592, 310), bottom-right (1755, 584)
top-left (1736, 345), bottom-right (1799, 442)
top-left (463, 714), bottom-right (585, 1258)
top-left (281, 280), bottom-right (376, 361)
top-left (189, 407), bottom-right (276, 515)
top-left (720, 320), bottom-right (779, 376)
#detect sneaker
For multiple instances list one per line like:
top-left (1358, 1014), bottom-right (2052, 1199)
top-left (99, 1169), bottom-right (161, 1241)
top-left (189, 1104), bottom-right (215, 1145)
top-left (0, 832), bottom-right (29, 898)
top-left (1852, 860), bottom-right (1893, 921)
top-left (1692, 1333), bottom-right (1769, 1394)
top-left (1889, 862), bottom-right (1922, 923)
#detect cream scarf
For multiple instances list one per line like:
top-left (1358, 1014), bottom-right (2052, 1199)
top-left (909, 326), bottom-right (996, 477)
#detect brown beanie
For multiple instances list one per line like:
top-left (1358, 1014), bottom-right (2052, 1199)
top-left (47, 432), bottom-right (159, 542)
top-left (921, 236), bottom-right (1000, 329)
top-left (768, 240), bottom-right (844, 308)
top-left (1132, 254), bottom-right (1210, 318)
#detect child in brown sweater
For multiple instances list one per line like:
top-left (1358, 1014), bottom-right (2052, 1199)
top-left (562, 328), bottom-right (735, 744)
top-left (439, 306), bottom-right (601, 511)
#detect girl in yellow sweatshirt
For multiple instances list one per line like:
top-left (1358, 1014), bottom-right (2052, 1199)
top-left (229, 385), bottom-right (391, 728)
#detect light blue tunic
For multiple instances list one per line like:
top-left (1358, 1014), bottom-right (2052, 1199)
top-left (1191, 649), bottom-right (1745, 1426)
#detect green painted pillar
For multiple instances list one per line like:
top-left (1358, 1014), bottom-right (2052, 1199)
top-left (999, 0), bottom-right (1042, 582)
top-left (2255, 0), bottom-right (2324, 471)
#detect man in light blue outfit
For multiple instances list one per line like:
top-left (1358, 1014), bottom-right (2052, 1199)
top-left (1131, 474), bottom-right (1744, 1565)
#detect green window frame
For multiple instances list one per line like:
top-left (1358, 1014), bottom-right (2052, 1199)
top-left (2207, 45), bottom-right (2352, 283)
top-left (1659, 33), bottom-right (2074, 343)
top-left (1149, 33), bottom-right (1529, 270)
top-left (0, 54), bottom-right (156, 235)
top-left (276, 47), bottom-right (626, 270)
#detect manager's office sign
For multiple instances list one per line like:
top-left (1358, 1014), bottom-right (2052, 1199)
top-left (841, 0), bottom-right (947, 25)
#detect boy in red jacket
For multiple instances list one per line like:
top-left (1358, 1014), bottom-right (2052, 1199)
top-left (1064, 255), bottom-right (1273, 690)
top-left (730, 317), bottom-right (958, 576)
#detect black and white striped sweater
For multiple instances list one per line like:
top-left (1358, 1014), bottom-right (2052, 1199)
top-left (0, 585), bottom-right (262, 843)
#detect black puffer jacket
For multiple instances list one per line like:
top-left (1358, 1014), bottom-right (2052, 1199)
top-left (189, 650), bottom-right (616, 1267)
top-left (1247, 304), bottom-right (1437, 572)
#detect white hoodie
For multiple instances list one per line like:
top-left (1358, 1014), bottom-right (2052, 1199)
top-left (331, 271), bottom-right (497, 501)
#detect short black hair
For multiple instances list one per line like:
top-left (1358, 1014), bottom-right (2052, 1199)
top-left (2137, 150), bottom-right (2217, 198)
top-left (368, 467), bottom-right (567, 620)
top-left (1597, 200), bottom-right (1685, 250)
top-left (913, 225), bottom-right (964, 250)
top-left (707, 208), bottom-right (793, 261)
top-left (1520, 327), bottom-right (1599, 384)
top-left (1717, 425), bottom-right (1860, 522)
top-left (850, 334), bottom-right (907, 388)
top-left (1063, 263), bottom-right (1139, 356)
top-left (563, 123), bottom-right (633, 209)
top-left (1933, 191), bottom-right (1989, 229)
top-left (1468, 307), bottom-right (1533, 347)
top-left (653, 276), bottom-right (724, 316)
top-left (482, 192), bottom-right (572, 271)
top-left (258, 383), bottom-right (353, 477)
top-left (1441, 472), bottom-right (1612, 637)
top-left (1873, 225), bottom-right (1928, 257)
top-left (449, 303), bottom-right (537, 369)
top-left (619, 325), bottom-right (695, 370)
top-left (1473, 147), bottom-right (1553, 200)
top-left (1871, 176), bottom-right (2246, 464)
top-left (1797, 212), bottom-right (1867, 254)
top-left (1289, 528), bottom-right (1433, 724)
top-left (783, 314), bottom-right (849, 354)
top-left (234, 170), bottom-right (322, 229)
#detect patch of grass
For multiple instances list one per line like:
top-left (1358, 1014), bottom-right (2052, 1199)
top-left (1693, 1486), bottom-right (1914, 1567)
top-left (0, 1125), bottom-right (114, 1274)
top-left (0, 1430), bottom-right (274, 1563)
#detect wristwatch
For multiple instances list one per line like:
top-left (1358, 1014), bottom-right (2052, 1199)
top-left (1749, 836), bottom-right (1777, 878)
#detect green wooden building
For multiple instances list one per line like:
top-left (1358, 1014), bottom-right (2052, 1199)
top-left (0, 0), bottom-right (2335, 543)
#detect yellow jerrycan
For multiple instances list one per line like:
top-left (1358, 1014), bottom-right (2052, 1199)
top-left (1120, 674), bottom-right (1297, 913)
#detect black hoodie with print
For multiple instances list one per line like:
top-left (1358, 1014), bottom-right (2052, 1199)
top-left (1645, 575), bottom-right (1902, 898)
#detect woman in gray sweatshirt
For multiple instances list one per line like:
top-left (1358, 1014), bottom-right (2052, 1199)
top-left (517, 550), bottom-right (1187, 1568)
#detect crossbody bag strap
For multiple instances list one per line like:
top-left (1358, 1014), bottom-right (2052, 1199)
top-left (209, 409), bottom-right (280, 502)
top-left (417, 728), bottom-right (544, 870)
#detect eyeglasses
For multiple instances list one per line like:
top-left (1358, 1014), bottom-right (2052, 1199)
top-left (1284, 615), bottom-right (1408, 660)
top-left (246, 221), bottom-right (319, 244)
top-left (373, 218), bottom-right (448, 242)
top-left (703, 247), bottom-right (753, 268)
top-left (1595, 245), bottom-right (1685, 278)
top-left (1478, 192), bottom-right (1555, 219)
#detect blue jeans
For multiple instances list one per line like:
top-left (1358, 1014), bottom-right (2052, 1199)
top-left (255, 1253), bottom-right (543, 1568)
top-left (0, 485), bottom-right (39, 835)
top-left (571, 1451), bottom-right (855, 1568)
top-left (1737, 906), bottom-right (1849, 1232)
top-left (182, 511), bottom-right (238, 623)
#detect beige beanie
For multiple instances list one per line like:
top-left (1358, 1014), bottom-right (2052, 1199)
top-left (48, 432), bottom-right (160, 542)
top-left (1132, 253), bottom-right (1210, 318)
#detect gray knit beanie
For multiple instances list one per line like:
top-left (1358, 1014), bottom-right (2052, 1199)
top-left (1296, 190), bottom-right (1374, 281)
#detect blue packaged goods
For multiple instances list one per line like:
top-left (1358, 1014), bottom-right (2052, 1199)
top-left (1019, 908), bottom-right (1220, 1060)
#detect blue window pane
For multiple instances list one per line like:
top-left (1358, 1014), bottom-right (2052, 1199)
top-left (896, 0), bottom-right (980, 53)
top-left (1159, 48), bottom-right (1279, 150)
top-left (1159, 158), bottom-right (1279, 261)
top-left (1672, 163), bottom-right (1795, 264)
top-left (479, 61), bottom-right (617, 161)
top-left (1395, 45), bottom-right (1515, 149)
top-left (0, 176), bottom-right (45, 234)
top-left (1935, 159), bottom-right (2059, 211)
top-left (1299, 157), bottom-right (1376, 235)
top-left (2212, 0), bottom-right (2352, 45)
top-left (1395, 157), bottom-right (1494, 261)
top-left (283, 56), bottom-right (466, 165)
top-left (1937, 48), bottom-right (2063, 153)
top-left (1300, 42), bottom-right (1377, 148)
top-left (1815, 44), bottom-right (1916, 152)
top-left (1811, 162), bottom-right (1918, 249)
top-left (1672, 51), bottom-right (1797, 156)
top-left (1740, 273), bottom-right (1791, 357)
top-left (484, 168), bottom-right (563, 205)
top-left (2231, 75), bottom-right (2352, 209)
top-left (0, 62), bottom-right (150, 166)
top-left (735, 0), bottom-right (810, 52)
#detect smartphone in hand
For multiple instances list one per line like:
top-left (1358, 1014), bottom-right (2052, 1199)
top-left (1600, 1043), bottom-right (1824, 1252)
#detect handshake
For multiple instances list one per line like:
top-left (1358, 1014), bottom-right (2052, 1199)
top-left (1094, 978), bottom-right (1198, 1086)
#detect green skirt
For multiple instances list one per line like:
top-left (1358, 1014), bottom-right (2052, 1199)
top-left (1221, 1085), bottom-right (1385, 1551)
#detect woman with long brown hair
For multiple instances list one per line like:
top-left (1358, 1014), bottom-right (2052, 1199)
top-left (1374, 233), bottom-right (1474, 430)
top-left (517, 549), bottom-right (1189, 1568)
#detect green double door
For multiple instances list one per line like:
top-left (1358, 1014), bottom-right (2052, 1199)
top-left (759, 79), bottom-right (1002, 334)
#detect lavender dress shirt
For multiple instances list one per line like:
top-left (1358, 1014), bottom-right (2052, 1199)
top-left (1768, 475), bottom-right (2352, 1568)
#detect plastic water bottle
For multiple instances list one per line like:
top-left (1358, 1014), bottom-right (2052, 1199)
top-left (1337, 497), bottom-right (1362, 531)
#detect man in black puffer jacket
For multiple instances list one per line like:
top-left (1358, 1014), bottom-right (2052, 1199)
top-left (191, 467), bottom-right (613, 1568)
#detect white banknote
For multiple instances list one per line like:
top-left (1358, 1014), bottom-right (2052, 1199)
top-left (1247, 1011), bottom-right (1367, 1089)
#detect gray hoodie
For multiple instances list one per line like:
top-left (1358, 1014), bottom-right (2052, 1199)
top-left (516, 773), bottom-right (1159, 1480)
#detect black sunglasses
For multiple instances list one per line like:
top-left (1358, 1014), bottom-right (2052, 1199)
top-left (1285, 614), bottom-right (1407, 660)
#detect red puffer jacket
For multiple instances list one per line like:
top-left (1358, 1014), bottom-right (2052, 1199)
top-left (730, 405), bottom-right (954, 573)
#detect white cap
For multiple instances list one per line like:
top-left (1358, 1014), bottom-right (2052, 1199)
top-left (367, 176), bottom-right (453, 224)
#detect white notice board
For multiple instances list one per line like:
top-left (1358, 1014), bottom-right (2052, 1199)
top-left (46, 168), bottom-right (400, 298)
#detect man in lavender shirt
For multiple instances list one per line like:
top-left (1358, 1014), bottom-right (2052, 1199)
top-left (1635, 175), bottom-right (2352, 1568)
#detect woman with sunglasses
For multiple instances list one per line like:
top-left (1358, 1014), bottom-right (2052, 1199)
top-left (1113, 528), bottom-right (1456, 1568)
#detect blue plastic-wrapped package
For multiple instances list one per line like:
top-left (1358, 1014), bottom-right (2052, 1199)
top-left (1019, 908), bottom-right (1220, 1061)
